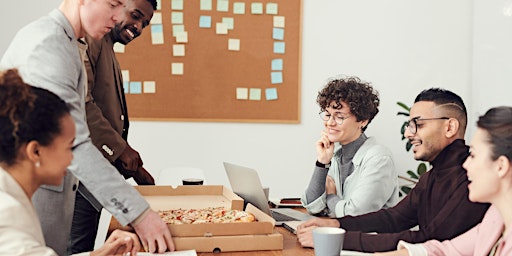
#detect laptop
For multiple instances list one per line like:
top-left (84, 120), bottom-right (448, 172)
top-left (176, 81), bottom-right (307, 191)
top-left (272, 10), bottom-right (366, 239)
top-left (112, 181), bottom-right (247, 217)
top-left (223, 162), bottom-right (313, 226)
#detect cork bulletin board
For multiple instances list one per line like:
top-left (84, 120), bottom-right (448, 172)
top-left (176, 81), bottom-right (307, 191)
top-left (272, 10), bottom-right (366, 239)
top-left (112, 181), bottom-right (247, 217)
top-left (115, 0), bottom-right (302, 123)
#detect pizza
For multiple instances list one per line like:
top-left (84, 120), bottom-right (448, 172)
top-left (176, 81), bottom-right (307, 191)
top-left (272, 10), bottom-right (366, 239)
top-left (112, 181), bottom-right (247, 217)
top-left (158, 207), bottom-right (256, 224)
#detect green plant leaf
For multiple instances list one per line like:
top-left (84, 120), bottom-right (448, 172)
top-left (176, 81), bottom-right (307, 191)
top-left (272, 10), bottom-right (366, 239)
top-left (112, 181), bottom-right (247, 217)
top-left (400, 186), bottom-right (412, 194)
top-left (397, 111), bottom-right (410, 117)
top-left (397, 102), bottom-right (411, 112)
top-left (406, 141), bottom-right (412, 151)
top-left (417, 163), bottom-right (427, 175)
top-left (406, 170), bottom-right (419, 179)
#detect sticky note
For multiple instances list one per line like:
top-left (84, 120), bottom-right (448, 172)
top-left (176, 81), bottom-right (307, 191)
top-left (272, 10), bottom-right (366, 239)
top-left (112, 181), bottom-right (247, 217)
top-left (251, 3), bottom-right (263, 14)
top-left (266, 3), bottom-right (278, 14)
top-left (274, 16), bottom-right (285, 28)
top-left (199, 16), bottom-right (212, 28)
top-left (172, 24), bottom-right (184, 37)
top-left (121, 70), bottom-right (130, 82)
top-left (113, 42), bottom-right (125, 53)
top-left (200, 0), bottom-right (212, 10)
top-left (175, 31), bottom-right (188, 43)
top-left (143, 81), bottom-right (156, 93)
top-left (216, 22), bottom-right (228, 34)
top-left (217, 0), bottom-right (229, 12)
top-left (123, 81), bottom-right (129, 93)
top-left (271, 72), bottom-right (283, 84)
top-left (233, 2), bottom-right (245, 14)
top-left (271, 59), bottom-right (283, 70)
top-left (156, 0), bottom-right (161, 10)
top-left (273, 28), bottom-right (284, 40)
top-left (172, 63), bottom-right (184, 75)
top-left (249, 88), bottom-right (261, 100)
top-left (266, 88), bottom-right (278, 100)
top-left (173, 44), bottom-right (185, 56)
top-left (150, 12), bottom-right (162, 24)
top-left (222, 17), bottom-right (234, 30)
top-left (129, 82), bottom-right (142, 94)
top-left (228, 38), bottom-right (240, 51)
top-left (236, 87), bottom-right (248, 100)
top-left (172, 12), bottom-right (183, 24)
top-left (151, 24), bottom-right (164, 44)
top-left (274, 42), bottom-right (285, 54)
top-left (171, 0), bottom-right (183, 10)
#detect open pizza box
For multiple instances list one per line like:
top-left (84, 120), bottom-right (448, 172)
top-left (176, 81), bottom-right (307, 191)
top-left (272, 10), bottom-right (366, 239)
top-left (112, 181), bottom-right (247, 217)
top-left (133, 185), bottom-right (276, 237)
top-left (108, 185), bottom-right (283, 252)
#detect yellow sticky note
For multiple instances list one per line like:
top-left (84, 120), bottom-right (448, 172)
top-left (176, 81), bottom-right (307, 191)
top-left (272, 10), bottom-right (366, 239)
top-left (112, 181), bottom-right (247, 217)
top-left (249, 88), bottom-right (261, 100)
top-left (222, 17), bottom-right (234, 30)
top-left (200, 0), bottom-right (212, 10)
top-left (172, 12), bottom-right (183, 24)
top-left (113, 42), bottom-right (125, 53)
top-left (236, 87), bottom-right (248, 100)
top-left (175, 31), bottom-right (188, 43)
top-left (143, 81), bottom-right (156, 93)
top-left (121, 70), bottom-right (130, 82)
top-left (173, 44), bottom-right (185, 56)
top-left (151, 12), bottom-right (162, 24)
top-left (217, 0), bottom-right (229, 12)
top-left (251, 3), bottom-right (263, 14)
top-left (274, 16), bottom-right (285, 28)
top-left (228, 38), bottom-right (240, 51)
top-left (266, 3), bottom-right (278, 14)
top-left (171, 0), bottom-right (183, 10)
top-left (216, 22), bottom-right (228, 34)
top-left (172, 63), bottom-right (184, 75)
top-left (233, 2), bottom-right (245, 14)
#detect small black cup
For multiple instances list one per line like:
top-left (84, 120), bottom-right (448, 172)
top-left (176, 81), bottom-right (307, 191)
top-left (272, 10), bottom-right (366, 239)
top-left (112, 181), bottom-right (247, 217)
top-left (182, 178), bottom-right (204, 185)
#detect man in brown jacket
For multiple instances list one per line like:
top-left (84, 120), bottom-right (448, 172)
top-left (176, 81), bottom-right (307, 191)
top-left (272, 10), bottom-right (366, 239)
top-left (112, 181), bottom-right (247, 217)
top-left (70, 0), bottom-right (157, 253)
top-left (296, 88), bottom-right (490, 253)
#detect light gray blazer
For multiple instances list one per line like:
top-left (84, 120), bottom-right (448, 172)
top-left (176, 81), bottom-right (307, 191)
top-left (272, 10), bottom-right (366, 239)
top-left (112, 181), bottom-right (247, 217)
top-left (1, 9), bottom-right (149, 256)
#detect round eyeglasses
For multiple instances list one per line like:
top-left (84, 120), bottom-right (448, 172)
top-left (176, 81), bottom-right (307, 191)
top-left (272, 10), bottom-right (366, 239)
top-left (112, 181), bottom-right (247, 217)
top-left (406, 117), bottom-right (450, 134)
top-left (319, 111), bottom-right (352, 125)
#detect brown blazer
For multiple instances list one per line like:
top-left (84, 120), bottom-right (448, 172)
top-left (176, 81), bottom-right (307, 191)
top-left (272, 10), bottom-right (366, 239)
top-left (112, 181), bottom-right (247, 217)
top-left (85, 33), bottom-right (129, 163)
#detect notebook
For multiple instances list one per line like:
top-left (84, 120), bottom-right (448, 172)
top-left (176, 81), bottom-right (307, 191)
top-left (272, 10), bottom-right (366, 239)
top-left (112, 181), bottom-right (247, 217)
top-left (223, 162), bottom-right (313, 226)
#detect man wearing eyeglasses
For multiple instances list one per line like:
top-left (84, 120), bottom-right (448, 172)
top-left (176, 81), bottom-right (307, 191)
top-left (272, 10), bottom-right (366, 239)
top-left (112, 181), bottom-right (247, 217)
top-left (300, 77), bottom-right (399, 219)
top-left (297, 88), bottom-right (490, 253)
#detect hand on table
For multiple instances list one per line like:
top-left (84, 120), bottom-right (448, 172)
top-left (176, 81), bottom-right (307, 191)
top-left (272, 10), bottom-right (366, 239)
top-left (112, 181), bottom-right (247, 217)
top-left (132, 210), bottom-right (175, 253)
top-left (374, 249), bottom-right (410, 256)
top-left (296, 217), bottom-right (340, 247)
top-left (90, 229), bottom-right (140, 256)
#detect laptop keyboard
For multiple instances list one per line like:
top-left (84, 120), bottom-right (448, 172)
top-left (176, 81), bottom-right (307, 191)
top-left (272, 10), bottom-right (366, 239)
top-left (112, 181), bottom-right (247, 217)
top-left (271, 210), bottom-right (299, 221)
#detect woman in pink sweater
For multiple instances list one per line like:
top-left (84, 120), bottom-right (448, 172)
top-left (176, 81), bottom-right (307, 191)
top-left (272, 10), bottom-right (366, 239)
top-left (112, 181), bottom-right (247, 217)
top-left (377, 106), bottom-right (512, 256)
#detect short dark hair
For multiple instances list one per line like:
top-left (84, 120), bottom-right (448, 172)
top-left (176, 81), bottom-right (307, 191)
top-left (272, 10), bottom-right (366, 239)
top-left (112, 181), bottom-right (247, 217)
top-left (145, 0), bottom-right (158, 10)
top-left (0, 69), bottom-right (69, 166)
top-left (317, 76), bottom-right (380, 131)
top-left (477, 106), bottom-right (512, 161)
top-left (414, 88), bottom-right (467, 134)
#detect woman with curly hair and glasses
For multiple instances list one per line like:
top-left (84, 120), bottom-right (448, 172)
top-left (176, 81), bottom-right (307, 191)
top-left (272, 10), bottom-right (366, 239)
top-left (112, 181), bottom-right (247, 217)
top-left (301, 76), bottom-right (399, 218)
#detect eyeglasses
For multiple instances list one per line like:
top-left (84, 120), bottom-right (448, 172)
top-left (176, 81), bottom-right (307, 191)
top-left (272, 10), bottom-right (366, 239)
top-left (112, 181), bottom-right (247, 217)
top-left (319, 111), bottom-right (352, 125)
top-left (406, 117), bottom-right (450, 134)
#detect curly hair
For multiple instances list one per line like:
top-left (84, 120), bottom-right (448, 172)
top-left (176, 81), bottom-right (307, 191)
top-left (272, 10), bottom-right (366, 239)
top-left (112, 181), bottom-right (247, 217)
top-left (316, 76), bottom-right (380, 131)
top-left (0, 69), bottom-right (69, 166)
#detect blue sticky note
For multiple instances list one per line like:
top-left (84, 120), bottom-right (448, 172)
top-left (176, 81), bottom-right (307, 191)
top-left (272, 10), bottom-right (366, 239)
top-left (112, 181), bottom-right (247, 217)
top-left (151, 24), bottom-right (163, 33)
top-left (129, 82), bottom-right (142, 94)
top-left (271, 59), bottom-right (283, 70)
top-left (199, 16), bottom-right (212, 28)
top-left (266, 88), bottom-right (278, 100)
top-left (274, 42), bottom-right (285, 54)
top-left (271, 72), bottom-right (283, 84)
top-left (123, 81), bottom-right (129, 93)
top-left (273, 28), bottom-right (284, 40)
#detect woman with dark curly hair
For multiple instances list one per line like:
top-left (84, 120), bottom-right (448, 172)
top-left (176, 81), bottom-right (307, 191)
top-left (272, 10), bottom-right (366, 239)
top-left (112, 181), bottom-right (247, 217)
top-left (301, 76), bottom-right (399, 218)
top-left (0, 69), bottom-right (141, 255)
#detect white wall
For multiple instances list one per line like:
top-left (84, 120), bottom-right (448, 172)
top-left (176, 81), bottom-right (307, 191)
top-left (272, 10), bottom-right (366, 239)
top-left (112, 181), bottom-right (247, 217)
top-left (1, 0), bottom-right (493, 199)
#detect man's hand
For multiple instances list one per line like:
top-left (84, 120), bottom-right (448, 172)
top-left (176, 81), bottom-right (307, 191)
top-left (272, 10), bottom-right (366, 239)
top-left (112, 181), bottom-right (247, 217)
top-left (325, 175), bottom-right (336, 195)
top-left (132, 210), bottom-right (175, 253)
top-left (296, 218), bottom-right (340, 247)
top-left (119, 144), bottom-right (142, 172)
top-left (132, 166), bottom-right (155, 185)
top-left (90, 229), bottom-right (141, 256)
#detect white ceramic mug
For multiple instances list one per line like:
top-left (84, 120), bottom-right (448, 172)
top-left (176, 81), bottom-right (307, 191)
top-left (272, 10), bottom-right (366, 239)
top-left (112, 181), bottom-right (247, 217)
top-left (312, 227), bottom-right (346, 256)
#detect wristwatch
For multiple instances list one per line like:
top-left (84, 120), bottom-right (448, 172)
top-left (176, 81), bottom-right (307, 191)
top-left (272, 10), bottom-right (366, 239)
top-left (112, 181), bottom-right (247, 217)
top-left (315, 160), bottom-right (331, 169)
